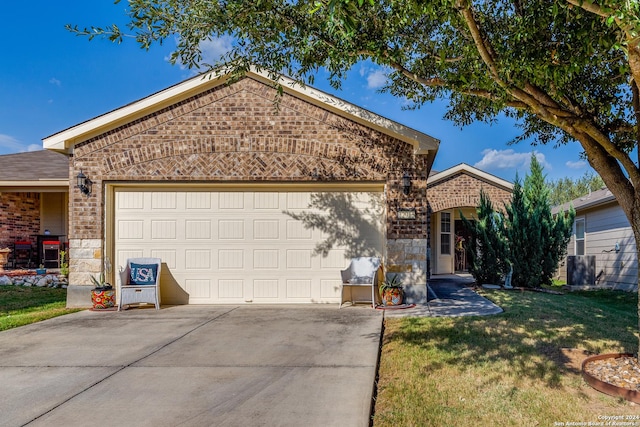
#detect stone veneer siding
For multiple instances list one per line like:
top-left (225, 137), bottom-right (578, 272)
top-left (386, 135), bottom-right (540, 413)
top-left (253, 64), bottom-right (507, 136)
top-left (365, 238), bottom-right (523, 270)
top-left (66, 77), bottom-right (432, 306)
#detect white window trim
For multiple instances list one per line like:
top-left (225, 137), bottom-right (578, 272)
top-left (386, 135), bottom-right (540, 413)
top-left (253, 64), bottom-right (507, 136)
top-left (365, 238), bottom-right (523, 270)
top-left (574, 216), bottom-right (585, 256)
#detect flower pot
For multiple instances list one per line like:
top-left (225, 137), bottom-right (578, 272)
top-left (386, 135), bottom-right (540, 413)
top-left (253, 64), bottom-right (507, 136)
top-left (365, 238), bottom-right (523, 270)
top-left (381, 287), bottom-right (404, 306)
top-left (0, 248), bottom-right (11, 272)
top-left (91, 288), bottom-right (115, 309)
top-left (35, 268), bottom-right (46, 275)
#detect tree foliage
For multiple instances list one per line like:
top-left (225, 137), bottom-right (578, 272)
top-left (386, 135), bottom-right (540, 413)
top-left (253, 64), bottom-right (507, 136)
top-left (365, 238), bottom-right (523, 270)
top-left (464, 156), bottom-right (574, 288)
top-left (547, 171), bottom-right (606, 206)
top-left (461, 189), bottom-right (508, 286)
top-left (69, 1), bottom-right (639, 227)
top-left (505, 156), bottom-right (575, 288)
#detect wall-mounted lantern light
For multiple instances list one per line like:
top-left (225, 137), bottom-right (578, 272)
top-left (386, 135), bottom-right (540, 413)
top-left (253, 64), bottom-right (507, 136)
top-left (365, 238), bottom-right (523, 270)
top-left (76, 170), bottom-right (92, 196)
top-left (402, 171), bottom-right (412, 196)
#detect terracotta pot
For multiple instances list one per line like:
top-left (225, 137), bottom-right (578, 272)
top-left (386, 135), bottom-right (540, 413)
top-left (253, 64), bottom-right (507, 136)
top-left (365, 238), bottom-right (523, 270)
top-left (0, 248), bottom-right (11, 272)
top-left (91, 288), bottom-right (115, 309)
top-left (381, 288), bottom-right (404, 306)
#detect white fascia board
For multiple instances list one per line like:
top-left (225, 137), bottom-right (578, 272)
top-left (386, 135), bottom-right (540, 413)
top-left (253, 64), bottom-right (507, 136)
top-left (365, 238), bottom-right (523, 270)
top-left (43, 70), bottom-right (232, 152)
top-left (428, 163), bottom-right (514, 190)
top-left (43, 67), bottom-right (439, 157)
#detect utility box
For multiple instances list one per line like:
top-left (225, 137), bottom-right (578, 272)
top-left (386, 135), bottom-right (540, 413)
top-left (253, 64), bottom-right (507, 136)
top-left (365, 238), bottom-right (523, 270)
top-left (566, 255), bottom-right (596, 286)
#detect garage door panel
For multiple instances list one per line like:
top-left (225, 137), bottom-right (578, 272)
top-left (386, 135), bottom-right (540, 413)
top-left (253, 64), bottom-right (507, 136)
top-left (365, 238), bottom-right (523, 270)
top-left (253, 192), bottom-right (280, 209)
top-left (287, 279), bottom-right (312, 298)
top-left (219, 279), bottom-right (244, 299)
top-left (253, 220), bottom-right (279, 240)
top-left (114, 188), bottom-right (384, 304)
top-left (185, 220), bottom-right (212, 239)
top-left (152, 192), bottom-right (177, 209)
top-left (185, 279), bottom-right (211, 299)
top-left (253, 279), bottom-right (279, 299)
top-left (186, 250), bottom-right (212, 269)
top-left (253, 249), bottom-right (279, 269)
top-left (151, 220), bottom-right (177, 239)
top-left (218, 220), bottom-right (244, 239)
top-left (218, 249), bottom-right (244, 269)
top-left (118, 220), bottom-right (144, 240)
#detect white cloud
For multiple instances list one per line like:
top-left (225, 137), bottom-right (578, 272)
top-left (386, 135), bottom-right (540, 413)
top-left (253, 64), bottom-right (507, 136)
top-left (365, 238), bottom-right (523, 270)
top-left (566, 160), bottom-right (586, 169)
top-left (0, 135), bottom-right (41, 155)
top-left (49, 77), bottom-right (61, 87)
top-left (474, 149), bottom-right (551, 172)
top-left (0, 134), bottom-right (24, 153)
top-left (366, 69), bottom-right (387, 89)
top-left (199, 36), bottom-right (233, 66)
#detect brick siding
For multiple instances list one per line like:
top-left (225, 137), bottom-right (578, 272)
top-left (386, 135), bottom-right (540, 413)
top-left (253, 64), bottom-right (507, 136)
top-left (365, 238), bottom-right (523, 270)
top-left (70, 77), bottom-right (429, 242)
top-left (427, 172), bottom-right (512, 213)
top-left (0, 192), bottom-right (40, 249)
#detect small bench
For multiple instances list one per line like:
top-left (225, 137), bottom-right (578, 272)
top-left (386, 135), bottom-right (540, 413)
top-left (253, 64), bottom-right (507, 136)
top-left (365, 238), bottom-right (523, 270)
top-left (118, 257), bottom-right (162, 310)
top-left (339, 257), bottom-right (382, 308)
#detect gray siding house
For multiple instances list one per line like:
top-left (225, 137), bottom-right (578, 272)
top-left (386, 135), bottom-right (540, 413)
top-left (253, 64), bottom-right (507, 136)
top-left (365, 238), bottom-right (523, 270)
top-left (555, 188), bottom-right (638, 292)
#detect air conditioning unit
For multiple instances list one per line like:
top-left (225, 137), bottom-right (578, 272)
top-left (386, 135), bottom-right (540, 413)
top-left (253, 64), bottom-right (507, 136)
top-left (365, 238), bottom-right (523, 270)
top-left (566, 255), bottom-right (596, 286)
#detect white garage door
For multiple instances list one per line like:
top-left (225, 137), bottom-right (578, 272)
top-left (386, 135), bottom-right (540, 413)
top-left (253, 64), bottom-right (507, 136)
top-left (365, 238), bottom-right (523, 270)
top-left (113, 187), bottom-right (384, 304)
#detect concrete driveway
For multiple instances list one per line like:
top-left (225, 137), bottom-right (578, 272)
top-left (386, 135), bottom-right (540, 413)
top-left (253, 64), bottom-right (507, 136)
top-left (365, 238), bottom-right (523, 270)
top-left (0, 305), bottom-right (382, 427)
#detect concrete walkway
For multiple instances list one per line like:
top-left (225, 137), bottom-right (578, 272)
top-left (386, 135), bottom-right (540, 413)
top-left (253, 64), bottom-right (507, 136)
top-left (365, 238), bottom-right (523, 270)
top-left (0, 305), bottom-right (382, 427)
top-left (382, 274), bottom-right (504, 318)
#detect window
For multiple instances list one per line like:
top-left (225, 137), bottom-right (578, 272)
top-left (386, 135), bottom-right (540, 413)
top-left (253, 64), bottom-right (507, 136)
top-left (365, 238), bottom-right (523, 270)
top-left (440, 212), bottom-right (451, 255)
top-left (575, 217), bottom-right (585, 255)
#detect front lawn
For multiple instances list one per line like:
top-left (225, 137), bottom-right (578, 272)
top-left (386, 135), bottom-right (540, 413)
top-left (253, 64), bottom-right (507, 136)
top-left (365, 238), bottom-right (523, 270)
top-left (0, 286), bottom-right (82, 331)
top-left (374, 289), bottom-right (639, 426)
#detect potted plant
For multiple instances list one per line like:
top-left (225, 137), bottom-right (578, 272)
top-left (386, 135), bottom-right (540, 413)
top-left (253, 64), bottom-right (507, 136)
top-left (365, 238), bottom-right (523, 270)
top-left (90, 272), bottom-right (115, 309)
top-left (380, 274), bottom-right (404, 306)
top-left (35, 264), bottom-right (46, 275)
top-left (59, 250), bottom-right (69, 278)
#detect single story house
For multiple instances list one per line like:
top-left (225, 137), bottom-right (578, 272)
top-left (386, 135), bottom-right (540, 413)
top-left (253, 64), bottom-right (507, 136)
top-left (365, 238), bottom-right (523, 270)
top-left (0, 150), bottom-right (69, 267)
top-left (36, 69), bottom-right (513, 308)
top-left (554, 188), bottom-right (638, 292)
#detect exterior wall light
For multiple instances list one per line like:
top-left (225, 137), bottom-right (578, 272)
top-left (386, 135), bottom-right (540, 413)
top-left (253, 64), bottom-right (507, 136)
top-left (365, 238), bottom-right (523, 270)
top-left (402, 171), bottom-right (412, 195)
top-left (76, 170), bottom-right (92, 196)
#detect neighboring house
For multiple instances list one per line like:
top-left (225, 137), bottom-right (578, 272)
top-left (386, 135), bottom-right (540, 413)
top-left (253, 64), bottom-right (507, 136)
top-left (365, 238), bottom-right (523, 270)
top-left (43, 69), bottom-right (440, 307)
top-left (0, 150), bottom-right (69, 267)
top-left (554, 188), bottom-right (638, 292)
top-left (427, 164), bottom-right (513, 275)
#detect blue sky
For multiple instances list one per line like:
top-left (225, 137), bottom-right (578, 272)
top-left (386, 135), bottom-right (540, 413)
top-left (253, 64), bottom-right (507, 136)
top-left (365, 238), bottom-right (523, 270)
top-left (1, 2), bottom-right (593, 182)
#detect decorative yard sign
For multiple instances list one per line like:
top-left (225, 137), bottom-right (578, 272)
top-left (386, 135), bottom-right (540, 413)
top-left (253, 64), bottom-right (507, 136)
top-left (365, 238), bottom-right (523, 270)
top-left (397, 208), bottom-right (416, 220)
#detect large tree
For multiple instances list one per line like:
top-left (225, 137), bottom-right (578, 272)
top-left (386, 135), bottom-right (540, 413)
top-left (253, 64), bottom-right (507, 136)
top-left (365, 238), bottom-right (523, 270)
top-left (73, 0), bottom-right (640, 347)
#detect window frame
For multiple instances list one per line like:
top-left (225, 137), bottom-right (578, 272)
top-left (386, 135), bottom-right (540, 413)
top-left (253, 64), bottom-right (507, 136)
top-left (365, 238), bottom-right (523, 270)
top-left (574, 216), bottom-right (585, 256)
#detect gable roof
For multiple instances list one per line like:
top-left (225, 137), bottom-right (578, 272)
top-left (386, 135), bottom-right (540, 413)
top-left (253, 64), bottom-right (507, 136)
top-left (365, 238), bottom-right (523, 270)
top-left (0, 150), bottom-right (69, 191)
top-left (43, 69), bottom-right (440, 158)
top-left (427, 163), bottom-right (513, 191)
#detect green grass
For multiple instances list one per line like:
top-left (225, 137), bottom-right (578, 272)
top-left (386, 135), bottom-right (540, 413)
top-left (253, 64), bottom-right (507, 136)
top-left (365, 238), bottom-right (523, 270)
top-left (374, 289), bottom-right (639, 426)
top-left (0, 286), bottom-right (82, 331)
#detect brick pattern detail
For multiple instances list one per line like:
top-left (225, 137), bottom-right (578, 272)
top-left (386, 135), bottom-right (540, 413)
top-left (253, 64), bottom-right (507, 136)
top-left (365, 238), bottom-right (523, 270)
top-left (427, 172), bottom-right (512, 213)
top-left (70, 77), bottom-right (429, 242)
top-left (0, 193), bottom-right (40, 248)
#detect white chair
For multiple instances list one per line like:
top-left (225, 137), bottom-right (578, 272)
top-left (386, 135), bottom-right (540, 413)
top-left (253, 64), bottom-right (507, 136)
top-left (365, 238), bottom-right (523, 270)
top-left (118, 257), bottom-right (162, 311)
top-left (339, 257), bottom-right (382, 308)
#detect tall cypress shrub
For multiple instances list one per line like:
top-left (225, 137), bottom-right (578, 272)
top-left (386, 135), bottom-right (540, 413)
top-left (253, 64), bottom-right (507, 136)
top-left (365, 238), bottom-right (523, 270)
top-left (505, 156), bottom-right (575, 287)
top-left (461, 189), bottom-right (508, 285)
